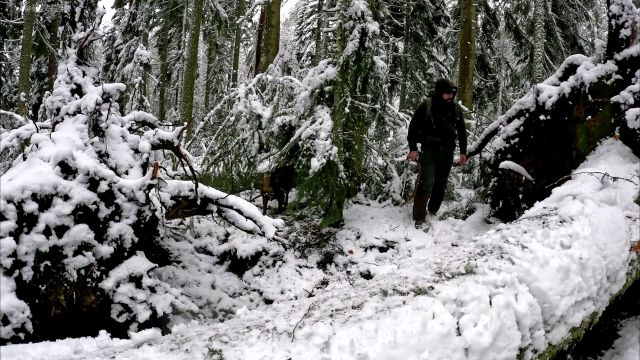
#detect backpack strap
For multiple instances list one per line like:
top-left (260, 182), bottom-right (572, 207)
top-left (425, 99), bottom-right (435, 128)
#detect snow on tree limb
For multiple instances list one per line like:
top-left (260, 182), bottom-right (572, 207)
top-left (499, 161), bottom-right (535, 182)
top-left (160, 180), bottom-right (283, 239)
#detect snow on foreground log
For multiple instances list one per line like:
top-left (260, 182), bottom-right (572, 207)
top-left (0, 48), bottom-right (282, 342)
top-left (2, 140), bottom-right (637, 359)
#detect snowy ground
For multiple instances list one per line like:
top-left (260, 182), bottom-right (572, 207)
top-left (1, 139), bottom-right (638, 360)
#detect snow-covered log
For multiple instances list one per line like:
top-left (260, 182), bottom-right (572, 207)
top-left (468, 1), bottom-right (640, 221)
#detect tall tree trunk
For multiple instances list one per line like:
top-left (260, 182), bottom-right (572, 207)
top-left (204, 33), bottom-right (218, 109)
top-left (456, 0), bottom-right (476, 109)
top-left (398, 1), bottom-right (411, 111)
top-left (181, 0), bottom-right (204, 140)
top-left (256, 0), bottom-right (281, 74)
top-left (157, 9), bottom-right (171, 123)
top-left (47, 1), bottom-right (61, 91)
top-left (254, 8), bottom-right (266, 75)
top-left (312, 0), bottom-right (324, 65)
top-left (17, 0), bottom-right (38, 117)
top-left (532, 0), bottom-right (546, 82)
top-left (139, 9), bottom-right (150, 111)
top-left (231, 0), bottom-right (245, 86)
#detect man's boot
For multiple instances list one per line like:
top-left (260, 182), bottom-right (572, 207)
top-left (413, 194), bottom-right (428, 228)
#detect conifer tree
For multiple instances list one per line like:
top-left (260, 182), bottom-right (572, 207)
top-left (102, 0), bottom-right (152, 112)
top-left (155, 0), bottom-right (184, 122)
top-left (181, 0), bottom-right (205, 140)
top-left (317, 0), bottom-right (387, 226)
top-left (393, 0), bottom-right (452, 111)
top-left (231, 0), bottom-right (246, 86)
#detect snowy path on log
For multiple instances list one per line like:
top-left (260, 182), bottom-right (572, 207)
top-left (2, 139), bottom-right (639, 360)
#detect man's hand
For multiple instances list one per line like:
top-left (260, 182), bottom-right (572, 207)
top-left (407, 151), bottom-right (419, 162)
top-left (458, 154), bottom-right (467, 166)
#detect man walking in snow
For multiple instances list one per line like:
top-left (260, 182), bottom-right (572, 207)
top-left (407, 78), bottom-right (468, 229)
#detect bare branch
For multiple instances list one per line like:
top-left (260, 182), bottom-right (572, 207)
top-left (545, 171), bottom-right (639, 189)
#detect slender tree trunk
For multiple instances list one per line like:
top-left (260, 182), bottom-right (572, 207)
top-left (17, 0), bottom-right (38, 117)
top-left (231, 0), bottom-right (245, 86)
top-left (497, 57), bottom-right (504, 116)
top-left (204, 35), bottom-right (218, 109)
top-left (312, 0), bottom-right (324, 65)
top-left (158, 9), bottom-right (171, 123)
top-left (398, 1), bottom-right (411, 111)
top-left (254, 8), bottom-right (266, 75)
top-left (47, 1), bottom-right (61, 91)
top-left (181, 0), bottom-right (204, 140)
top-left (140, 9), bottom-right (150, 111)
top-left (456, 0), bottom-right (476, 109)
top-left (532, 0), bottom-right (546, 82)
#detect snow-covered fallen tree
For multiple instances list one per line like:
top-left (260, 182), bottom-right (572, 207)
top-left (0, 40), bottom-right (282, 343)
top-left (467, 0), bottom-right (640, 221)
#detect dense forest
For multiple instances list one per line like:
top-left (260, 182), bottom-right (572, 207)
top-left (0, 0), bottom-right (638, 345)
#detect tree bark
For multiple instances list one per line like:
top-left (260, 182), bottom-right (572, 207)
top-left (456, 0), bottom-right (476, 109)
top-left (312, 0), bottom-right (324, 65)
top-left (180, 0), bottom-right (204, 140)
top-left (204, 23), bottom-right (221, 109)
top-left (17, 0), bottom-right (38, 117)
top-left (47, 1), bottom-right (61, 91)
top-left (532, 0), bottom-right (546, 82)
top-left (255, 0), bottom-right (281, 74)
top-left (231, 0), bottom-right (245, 86)
top-left (254, 8), bottom-right (266, 75)
top-left (157, 8), bottom-right (171, 123)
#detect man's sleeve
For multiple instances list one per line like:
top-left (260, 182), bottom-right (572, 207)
top-left (456, 105), bottom-right (468, 155)
top-left (408, 101), bottom-right (426, 151)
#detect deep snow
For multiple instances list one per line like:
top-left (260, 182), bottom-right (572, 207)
top-left (1, 139), bottom-right (638, 360)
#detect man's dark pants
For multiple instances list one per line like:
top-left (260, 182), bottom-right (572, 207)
top-left (413, 145), bottom-right (454, 222)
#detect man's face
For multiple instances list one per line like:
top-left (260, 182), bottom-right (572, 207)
top-left (442, 92), bottom-right (455, 103)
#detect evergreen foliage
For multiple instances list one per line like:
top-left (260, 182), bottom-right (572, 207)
top-left (0, 0), bottom-right (22, 112)
top-left (102, 0), bottom-right (153, 113)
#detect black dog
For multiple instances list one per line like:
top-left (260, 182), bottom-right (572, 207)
top-left (261, 165), bottom-right (294, 215)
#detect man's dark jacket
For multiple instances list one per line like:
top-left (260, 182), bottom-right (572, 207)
top-left (407, 97), bottom-right (467, 155)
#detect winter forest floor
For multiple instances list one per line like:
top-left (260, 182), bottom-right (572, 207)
top-left (1, 139), bottom-right (639, 359)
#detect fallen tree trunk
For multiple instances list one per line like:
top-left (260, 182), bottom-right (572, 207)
top-left (467, 0), bottom-right (639, 221)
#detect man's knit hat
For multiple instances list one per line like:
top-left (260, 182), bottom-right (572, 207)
top-left (434, 78), bottom-right (458, 96)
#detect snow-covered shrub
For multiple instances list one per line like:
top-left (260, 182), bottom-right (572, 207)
top-left (100, 253), bottom-right (198, 327)
top-left (0, 275), bottom-right (32, 340)
top-left (0, 39), bottom-right (281, 342)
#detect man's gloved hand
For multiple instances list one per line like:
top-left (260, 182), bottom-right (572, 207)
top-left (407, 151), bottom-right (418, 161)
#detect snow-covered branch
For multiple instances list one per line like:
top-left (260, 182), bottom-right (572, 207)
top-left (160, 180), bottom-right (284, 238)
